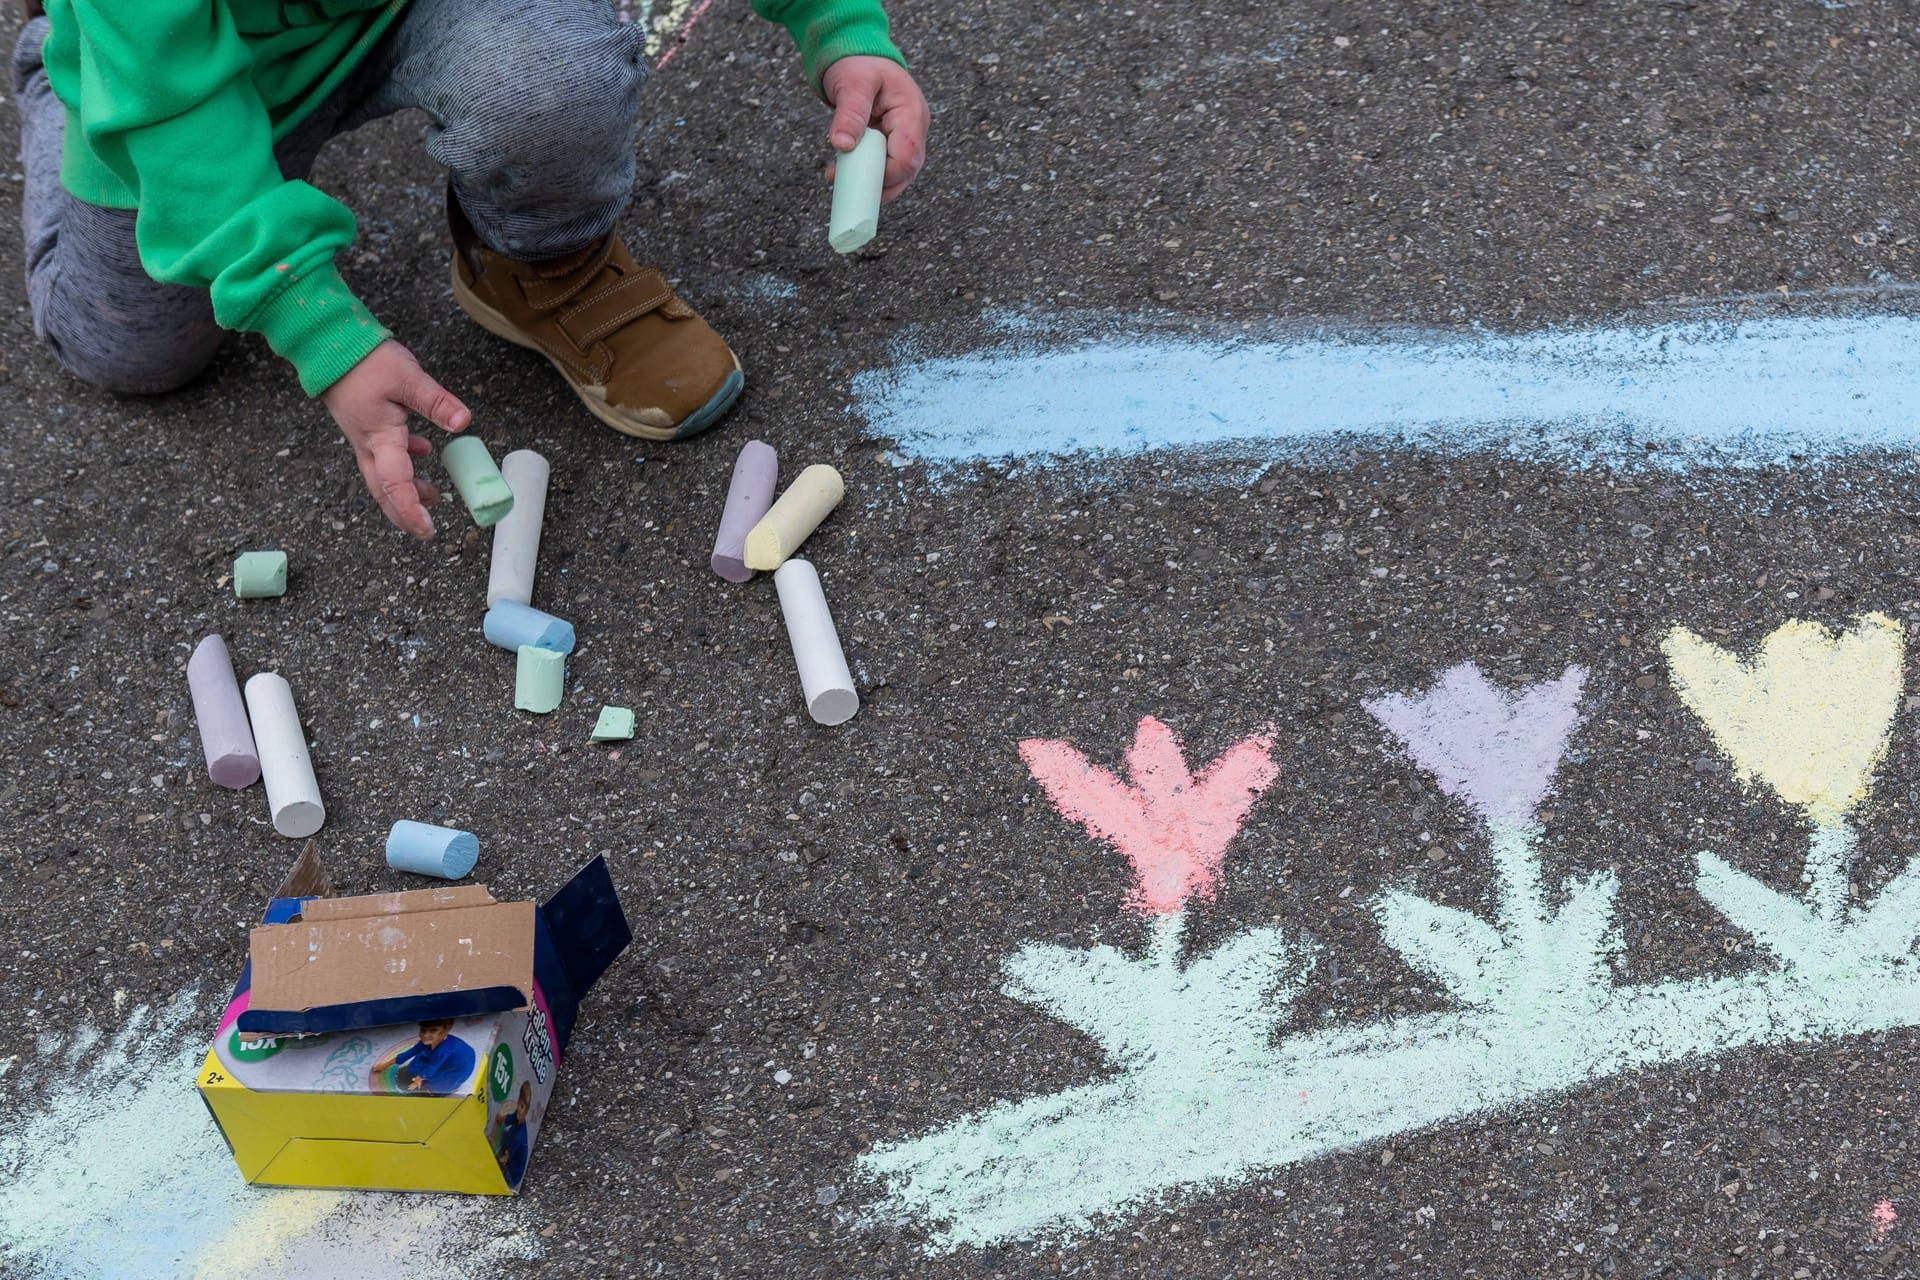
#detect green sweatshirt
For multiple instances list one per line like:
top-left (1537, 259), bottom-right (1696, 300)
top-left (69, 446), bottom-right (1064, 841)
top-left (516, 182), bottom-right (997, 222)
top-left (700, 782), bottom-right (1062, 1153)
top-left (42, 0), bottom-right (904, 396)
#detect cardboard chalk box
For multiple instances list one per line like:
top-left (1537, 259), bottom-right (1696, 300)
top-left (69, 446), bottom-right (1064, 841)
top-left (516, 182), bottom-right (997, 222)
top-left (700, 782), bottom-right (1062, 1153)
top-left (198, 846), bottom-right (630, 1194)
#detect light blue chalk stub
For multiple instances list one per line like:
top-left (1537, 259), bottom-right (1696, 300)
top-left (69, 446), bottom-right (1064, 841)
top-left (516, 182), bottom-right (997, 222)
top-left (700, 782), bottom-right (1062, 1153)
top-left (385, 820), bottom-right (480, 879)
top-left (232, 550), bottom-right (288, 599)
top-left (829, 127), bottom-right (886, 254)
top-left (442, 435), bottom-right (515, 528)
top-left (515, 644), bottom-right (564, 714)
top-left (484, 599), bottom-right (576, 655)
top-left (590, 706), bottom-right (634, 742)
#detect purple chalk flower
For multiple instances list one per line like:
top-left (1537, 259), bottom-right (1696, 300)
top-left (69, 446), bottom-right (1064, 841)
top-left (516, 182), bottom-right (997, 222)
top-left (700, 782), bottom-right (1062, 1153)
top-left (1364, 663), bottom-right (1588, 827)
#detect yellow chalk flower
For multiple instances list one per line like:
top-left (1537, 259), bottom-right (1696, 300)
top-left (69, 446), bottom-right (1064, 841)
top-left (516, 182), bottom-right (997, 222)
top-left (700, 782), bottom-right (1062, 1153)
top-left (1662, 613), bottom-right (1904, 827)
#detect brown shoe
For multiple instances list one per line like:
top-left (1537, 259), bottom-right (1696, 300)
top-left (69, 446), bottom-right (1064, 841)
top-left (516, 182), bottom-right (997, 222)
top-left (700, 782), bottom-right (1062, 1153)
top-left (449, 200), bottom-right (743, 441)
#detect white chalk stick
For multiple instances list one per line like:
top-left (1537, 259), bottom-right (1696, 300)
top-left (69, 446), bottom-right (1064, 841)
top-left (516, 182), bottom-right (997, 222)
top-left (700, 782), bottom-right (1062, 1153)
top-left (744, 464), bottom-right (844, 572)
top-left (243, 673), bottom-right (325, 838)
top-left (774, 559), bottom-right (858, 726)
top-left (487, 450), bottom-right (550, 607)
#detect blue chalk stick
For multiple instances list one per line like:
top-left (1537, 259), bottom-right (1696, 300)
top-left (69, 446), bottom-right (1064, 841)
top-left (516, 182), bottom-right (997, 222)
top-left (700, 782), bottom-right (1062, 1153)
top-left (385, 820), bottom-right (480, 880)
top-left (483, 600), bottom-right (575, 655)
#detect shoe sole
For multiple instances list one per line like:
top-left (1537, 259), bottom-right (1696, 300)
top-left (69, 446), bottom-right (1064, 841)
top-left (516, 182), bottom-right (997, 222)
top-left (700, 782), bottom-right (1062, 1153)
top-left (450, 258), bottom-right (743, 442)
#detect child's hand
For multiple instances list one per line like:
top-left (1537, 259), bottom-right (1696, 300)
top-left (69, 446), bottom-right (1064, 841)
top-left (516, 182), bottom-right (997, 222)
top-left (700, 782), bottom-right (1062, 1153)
top-left (321, 339), bottom-right (471, 540)
top-left (821, 55), bottom-right (930, 203)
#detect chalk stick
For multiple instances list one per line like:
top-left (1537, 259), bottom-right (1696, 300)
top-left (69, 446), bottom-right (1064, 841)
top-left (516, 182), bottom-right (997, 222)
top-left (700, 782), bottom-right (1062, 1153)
top-left (774, 559), bottom-right (858, 726)
top-left (442, 436), bottom-right (515, 528)
top-left (709, 440), bottom-right (778, 583)
top-left (243, 672), bottom-right (325, 837)
top-left (487, 449), bottom-right (550, 607)
top-left (187, 634), bottom-right (260, 789)
top-left (483, 600), bottom-right (575, 655)
top-left (385, 820), bottom-right (480, 880)
top-left (232, 551), bottom-right (287, 599)
top-left (590, 706), bottom-right (635, 742)
top-left (743, 464), bottom-right (844, 572)
top-left (515, 645), bottom-right (564, 714)
top-left (829, 128), bottom-right (886, 254)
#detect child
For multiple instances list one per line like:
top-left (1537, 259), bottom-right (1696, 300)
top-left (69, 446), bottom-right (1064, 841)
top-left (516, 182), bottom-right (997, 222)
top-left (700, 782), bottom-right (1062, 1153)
top-left (372, 1018), bottom-right (477, 1096)
top-left (13, 1), bottom-right (929, 540)
top-left (488, 1080), bottom-right (535, 1188)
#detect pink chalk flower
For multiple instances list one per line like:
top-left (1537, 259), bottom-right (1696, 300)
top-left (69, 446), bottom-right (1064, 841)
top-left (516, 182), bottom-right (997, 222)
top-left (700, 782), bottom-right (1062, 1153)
top-left (1364, 663), bottom-right (1588, 827)
top-left (1020, 716), bottom-right (1280, 916)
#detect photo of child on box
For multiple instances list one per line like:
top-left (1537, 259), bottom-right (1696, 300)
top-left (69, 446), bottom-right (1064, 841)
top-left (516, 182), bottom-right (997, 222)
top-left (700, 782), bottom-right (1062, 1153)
top-left (371, 1019), bottom-right (478, 1096)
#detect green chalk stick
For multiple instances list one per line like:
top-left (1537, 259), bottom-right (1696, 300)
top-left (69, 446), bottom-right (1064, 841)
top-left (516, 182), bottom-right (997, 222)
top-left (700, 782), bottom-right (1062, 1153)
top-left (590, 706), bottom-right (635, 743)
top-left (232, 550), bottom-right (288, 599)
top-left (514, 644), bottom-right (564, 714)
top-left (442, 436), bottom-right (515, 528)
top-left (829, 128), bottom-right (886, 254)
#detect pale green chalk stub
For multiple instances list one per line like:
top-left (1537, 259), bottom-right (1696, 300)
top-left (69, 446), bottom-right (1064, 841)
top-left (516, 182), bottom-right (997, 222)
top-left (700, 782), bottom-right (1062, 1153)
top-left (232, 551), bottom-right (287, 599)
top-left (442, 436), bottom-right (515, 528)
top-left (829, 128), bottom-right (886, 254)
top-left (590, 706), bottom-right (635, 742)
top-left (514, 644), bottom-right (564, 714)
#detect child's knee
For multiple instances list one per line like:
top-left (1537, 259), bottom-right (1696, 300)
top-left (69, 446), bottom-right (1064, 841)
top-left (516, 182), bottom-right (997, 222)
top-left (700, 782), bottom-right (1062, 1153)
top-left (37, 318), bottom-right (222, 396)
top-left (438, 15), bottom-right (648, 182)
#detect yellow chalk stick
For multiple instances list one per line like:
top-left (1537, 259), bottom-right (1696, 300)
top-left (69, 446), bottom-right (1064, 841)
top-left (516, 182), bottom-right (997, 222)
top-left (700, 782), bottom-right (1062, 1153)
top-left (743, 464), bottom-right (844, 571)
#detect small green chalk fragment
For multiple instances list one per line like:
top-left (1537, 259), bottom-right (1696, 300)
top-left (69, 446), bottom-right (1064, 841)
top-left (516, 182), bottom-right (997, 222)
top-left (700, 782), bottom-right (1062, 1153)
top-left (232, 550), bottom-right (288, 599)
top-left (442, 436), bottom-right (516, 528)
top-left (590, 706), bottom-right (634, 743)
top-left (514, 644), bottom-right (564, 714)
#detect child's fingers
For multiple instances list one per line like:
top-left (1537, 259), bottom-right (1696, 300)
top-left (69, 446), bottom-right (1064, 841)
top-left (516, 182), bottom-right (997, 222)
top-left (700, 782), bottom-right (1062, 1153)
top-left (415, 478), bottom-right (441, 507)
top-left (827, 74), bottom-right (878, 154)
top-left (398, 368), bottom-right (471, 435)
top-left (880, 125), bottom-right (926, 201)
top-left (406, 432), bottom-right (432, 458)
top-left (358, 441), bottom-right (435, 541)
top-left (878, 89), bottom-right (930, 201)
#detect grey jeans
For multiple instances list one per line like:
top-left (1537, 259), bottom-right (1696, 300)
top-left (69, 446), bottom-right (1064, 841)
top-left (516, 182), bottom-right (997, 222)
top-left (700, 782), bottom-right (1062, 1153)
top-left (12, 0), bottom-right (649, 394)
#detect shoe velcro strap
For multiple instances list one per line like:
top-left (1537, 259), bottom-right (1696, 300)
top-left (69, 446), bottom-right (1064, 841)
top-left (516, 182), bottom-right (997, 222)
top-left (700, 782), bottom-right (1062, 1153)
top-left (556, 269), bottom-right (681, 350)
top-left (518, 239), bottom-right (619, 311)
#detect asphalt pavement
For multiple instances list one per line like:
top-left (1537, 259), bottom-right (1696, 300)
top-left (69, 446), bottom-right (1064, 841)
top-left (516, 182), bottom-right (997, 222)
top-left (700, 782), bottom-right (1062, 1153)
top-left (6, 2), bottom-right (1920, 1277)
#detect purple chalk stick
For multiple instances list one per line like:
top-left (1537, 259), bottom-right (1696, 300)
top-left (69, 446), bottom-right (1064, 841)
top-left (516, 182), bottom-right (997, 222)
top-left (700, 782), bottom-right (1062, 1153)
top-left (710, 440), bottom-right (778, 583)
top-left (188, 634), bottom-right (260, 789)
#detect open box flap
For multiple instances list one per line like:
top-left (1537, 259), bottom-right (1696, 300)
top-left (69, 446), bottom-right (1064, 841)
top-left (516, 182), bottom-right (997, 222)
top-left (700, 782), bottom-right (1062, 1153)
top-left (301, 884), bottom-right (496, 922)
top-left (238, 900), bottom-right (537, 1036)
top-left (531, 857), bottom-right (633, 1052)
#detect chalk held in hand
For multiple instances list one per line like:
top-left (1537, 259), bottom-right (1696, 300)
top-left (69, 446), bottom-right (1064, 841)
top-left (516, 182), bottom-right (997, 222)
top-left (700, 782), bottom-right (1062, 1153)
top-left (484, 600), bottom-right (575, 655)
top-left (487, 449), bottom-right (550, 606)
top-left (744, 464), bottom-right (843, 572)
top-left (385, 820), bottom-right (480, 880)
top-left (829, 127), bottom-right (886, 254)
top-left (187, 634), bottom-right (260, 789)
top-left (590, 706), bottom-right (635, 742)
top-left (515, 645), bottom-right (564, 714)
top-left (442, 435), bottom-right (515, 528)
top-left (243, 672), bottom-right (325, 837)
top-left (709, 440), bottom-right (778, 582)
top-left (774, 559), bottom-right (858, 726)
top-left (232, 551), bottom-right (287, 599)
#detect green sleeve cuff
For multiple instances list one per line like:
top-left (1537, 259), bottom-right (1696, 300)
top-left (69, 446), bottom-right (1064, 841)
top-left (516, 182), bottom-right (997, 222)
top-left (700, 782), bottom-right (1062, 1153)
top-left (755, 0), bottom-right (906, 91)
top-left (247, 261), bottom-right (392, 396)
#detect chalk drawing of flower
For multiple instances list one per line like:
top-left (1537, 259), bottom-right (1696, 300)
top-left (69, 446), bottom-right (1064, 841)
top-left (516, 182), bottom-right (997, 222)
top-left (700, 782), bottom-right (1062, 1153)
top-left (1018, 716), bottom-right (1279, 916)
top-left (1363, 664), bottom-right (1588, 828)
top-left (1662, 614), bottom-right (1903, 826)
